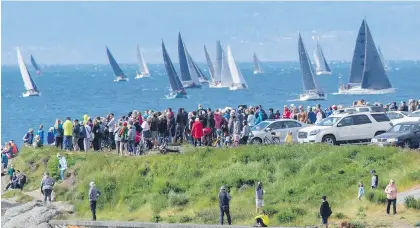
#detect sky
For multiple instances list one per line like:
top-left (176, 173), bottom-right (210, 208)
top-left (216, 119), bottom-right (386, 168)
top-left (2, 1), bottom-right (420, 65)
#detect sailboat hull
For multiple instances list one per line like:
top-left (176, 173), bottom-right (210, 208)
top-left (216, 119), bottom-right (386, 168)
top-left (182, 81), bottom-right (202, 88)
top-left (135, 73), bottom-right (150, 79)
top-left (198, 78), bottom-right (209, 84)
top-left (165, 91), bottom-right (188, 99)
top-left (253, 70), bottom-right (263, 75)
top-left (208, 82), bottom-right (224, 88)
top-left (114, 76), bottom-right (129, 82)
top-left (316, 71), bottom-right (332, 76)
top-left (23, 90), bottom-right (40, 97)
top-left (299, 92), bottom-right (326, 101)
top-left (338, 86), bottom-right (395, 95)
top-left (229, 84), bottom-right (248, 91)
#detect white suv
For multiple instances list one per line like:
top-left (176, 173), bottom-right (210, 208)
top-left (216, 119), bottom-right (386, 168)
top-left (297, 112), bottom-right (392, 145)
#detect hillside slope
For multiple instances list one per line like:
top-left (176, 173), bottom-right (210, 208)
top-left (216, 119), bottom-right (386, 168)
top-left (12, 145), bottom-right (420, 226)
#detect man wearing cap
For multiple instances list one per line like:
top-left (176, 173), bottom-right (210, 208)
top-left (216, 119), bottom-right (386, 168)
top-left (57, 153), bottom-right (67, 181)
top-left (218, 186), bottom-right (232, 225)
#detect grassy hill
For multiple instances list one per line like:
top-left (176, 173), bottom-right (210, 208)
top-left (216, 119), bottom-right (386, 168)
top-left (11, 144), bottom-right (420, 227)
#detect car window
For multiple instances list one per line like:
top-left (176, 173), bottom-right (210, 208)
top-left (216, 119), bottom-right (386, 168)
top-left (353, 115), bottom-right (372, 125)
top-left (371, 114), bottom-right (391, 122)
top-left (317, 117), bottom-right (341, 126)
top-left (284, 121), bottom-right (301, 128)
top-left (338, 116), bottom-right (354, 127)
top-left (251, 121), bottom-right (270, 131)
top-left (358, 108), bottom-right (370, 112)
top-left (388, 124), bottom-right (415, 133)
top-left (413, 124), bottom-right (420, 132)
top-left (268, 121), bottom-right (284, 130)
top-left (407, 112), bottom-right (420, 117)
top-left (387, 113), bottom-right (402, 119)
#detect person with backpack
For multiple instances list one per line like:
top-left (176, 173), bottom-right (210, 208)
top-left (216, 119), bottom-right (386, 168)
top-left (89, 182), bottom-right (101, 221)
top-left (320, 195), bottom-right (332, 228)
top-left (16, 170), bottom-right (26, 190)
top-left (118, 122), bottom-right (129, 156)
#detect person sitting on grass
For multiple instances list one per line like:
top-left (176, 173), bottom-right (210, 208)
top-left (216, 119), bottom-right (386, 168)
top-left (254, 210), bottom-right (269, 227)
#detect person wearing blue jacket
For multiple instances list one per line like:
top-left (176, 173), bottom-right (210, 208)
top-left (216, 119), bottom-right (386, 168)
top-left (254, 108), bottom-right (264, 125)
top-left (37, 125), bottom-right (44, 146)
top-left (1, 152), bottom-right (8, 174)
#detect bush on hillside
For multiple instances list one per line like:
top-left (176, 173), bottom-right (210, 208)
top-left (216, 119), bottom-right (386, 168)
top-left (276, 210), bottom-right (296, 223)
top-left (367, 191), bottom-right (387, 204)
top-left (168, 190), bottom-right (189, 207)
top-left (405, 196), bottom-right (420, 210)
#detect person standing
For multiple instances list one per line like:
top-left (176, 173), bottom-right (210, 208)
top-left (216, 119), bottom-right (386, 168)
top-left (54, 119), bottom-right (64, 149)
top-left (218, 186), bottom-right (232, 225)
top-left (37, 124), bottom-right (44, 146)
top-left (89, 182), bottom-right (101, 221)
top-left (40, 172), bottom-right (55, 204)
top-left (384, 179), bottom-right (398, 215)
top-left (191, 118), bottom-right (204, 147)
top-left (72, 120), bottom-right (81, 151)
top-left (358, 182), bottom-right (365, 200)
top-left (57, 153), bottom-right (67, 181)
top-left (119, 122), bottom-right (129, 156)
top-left (107, 113), bottom-right (116, 149)
top-left (255, 181), bottom-right (264, 213)
top-left (1, 152), bottom-right (8, 175)
top-left (63, 117), bottom-right (74, 151)
top-left (127, 121), bottom-right (136, 155)
top-left (7, 165), bottom-right (15, 182)
top-left (371, 169), bottom-right (378, 190)
top-left (319, 196), bottom-right (332, 228)
top-left (79, 122), bottom-right (87, 151)
top-left (16, 170), bottom-right (26, 190)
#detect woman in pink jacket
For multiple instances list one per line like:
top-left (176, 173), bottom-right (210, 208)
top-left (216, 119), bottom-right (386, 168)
top-left (384, 179), bottom-right (398, 215)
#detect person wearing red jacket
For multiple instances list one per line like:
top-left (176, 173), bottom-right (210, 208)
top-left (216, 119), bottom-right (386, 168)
top-left (282, 106), bottom-right (291, 119)
top-left (191, 118), bottom-right (203, 147)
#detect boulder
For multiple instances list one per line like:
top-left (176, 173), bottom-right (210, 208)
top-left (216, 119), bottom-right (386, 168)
top-left (1, 202), bottom-right (59, 228)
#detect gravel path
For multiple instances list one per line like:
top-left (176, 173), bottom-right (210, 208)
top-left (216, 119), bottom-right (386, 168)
top-left (397, 185), bottom-right (420, 204)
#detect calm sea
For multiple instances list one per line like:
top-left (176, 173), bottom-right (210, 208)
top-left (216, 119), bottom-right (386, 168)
top-left (2, 61), bottom-right (420, 144)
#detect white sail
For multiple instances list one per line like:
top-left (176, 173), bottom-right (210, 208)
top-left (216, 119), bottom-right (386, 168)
top-left (253, 52), bottom-right (263, 74)
top-left (220, 47), bottom-right (233, 88)
top-left (185, 48), bottom-right (201, 85)
top-left (17, 47), bottom-right (38, 92)
top-left (137, 45), bottom-right (150, 75)
top-left (227, 45), bottom-right (247, 90)
top-left (313, 42), bottom-right (332, 75)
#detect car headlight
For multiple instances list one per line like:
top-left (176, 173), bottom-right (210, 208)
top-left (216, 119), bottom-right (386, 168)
top-left (387, 138), bottom-right (398, 142)
top-left (371, 138), bottom-right (378, 143)
top-left (309, 129), bottom-right (320, 135)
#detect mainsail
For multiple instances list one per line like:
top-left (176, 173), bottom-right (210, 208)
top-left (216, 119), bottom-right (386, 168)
top-left (204, 45), bottom-right (215, 80)
top-left (178, 33), bottom-right (200, 85)
top-left (214, 41), bottom-right (223, 82)
top-left (253, 53), bottom-right (263, 74)
top-left (136, 45), bottom-right (150, 74)
top-left (30, 55), bottom-right (41, 73)
top-left (348, 20), bottom-right (367, 84)
top-left (190, 56), bottom-right (209, 81)
top-left (298, 34), bottom-right (321, 92)
top-left (227, 45), bottom-right (248, 89)
top-left (162, 41), bottom-right (186, 93)
top-left (361, 23), bottom-right (392, 90)
top-left (220, 45), bottom-right (234, 88)
top-left (17, 47), bottom-right (39, 92)
top-left (313, 42), bottom-right (332, 75)
top-left (106, 46), bottom-right (126, 78)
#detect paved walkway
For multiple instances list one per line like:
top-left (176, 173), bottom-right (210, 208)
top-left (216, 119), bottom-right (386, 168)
top-left (397, 185), bottom-right (420, 204)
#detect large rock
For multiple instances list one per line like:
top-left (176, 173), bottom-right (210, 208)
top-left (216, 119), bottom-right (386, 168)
top-left (1, 202), bottom-right (59, 228)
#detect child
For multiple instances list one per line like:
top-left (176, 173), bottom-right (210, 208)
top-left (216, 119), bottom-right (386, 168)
top-left (254, 210), bottom-right (269, 227)
top-left (358, 182), bottom-right (365, 200)
top-left (7, 165), bottom-right (15, 181)
top-left (285, 131), bottom-right (293, 144)
top-left (371, 169), bottom-right (378, 190)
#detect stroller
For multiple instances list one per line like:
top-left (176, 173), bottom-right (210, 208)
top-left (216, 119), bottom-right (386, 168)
top-left (159, 137), bottom-right (180, 154)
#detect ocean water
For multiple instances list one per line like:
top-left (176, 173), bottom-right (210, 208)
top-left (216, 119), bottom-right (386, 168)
top-left (2, 61), bottom-right (420, 144)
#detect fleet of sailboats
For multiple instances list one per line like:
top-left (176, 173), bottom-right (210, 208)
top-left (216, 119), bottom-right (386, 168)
top-left (298, 34), bottom-right (326, 101)
top-left (106, 46), bottom-right (129, 82)
top-left (17, 47), bottom-right (40, 97)
top-left (253, 53), bottom-right (263, 74)
top-left (313, 41), bottom-right (332, 75)
top-left (135, 45), bottom-right (150, 79)
top-left (17, 21), bottom-right (397, 100)
top-left (338, 19), bottom-right (394, 95)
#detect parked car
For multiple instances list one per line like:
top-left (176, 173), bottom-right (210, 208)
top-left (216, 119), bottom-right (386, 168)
top-left (249, 119), bottom-right (307, 144)
top-left (297, 112), bottom-right (392, 145)
top-left (371, 122), bottom-right (420, 148)
top-left (386, 111), bottom-right (420, 125)
top-left (338, 106), bottom-right (385, 114)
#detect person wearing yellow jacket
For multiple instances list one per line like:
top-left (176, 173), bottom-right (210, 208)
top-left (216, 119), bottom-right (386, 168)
top-left (62, 117), bottom-right (74, 151)
top-left (254, 211), bottom-right (269, 227)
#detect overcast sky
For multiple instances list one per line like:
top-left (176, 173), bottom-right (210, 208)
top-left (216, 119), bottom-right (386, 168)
top-left (2, 1), bottom-right (420, 65)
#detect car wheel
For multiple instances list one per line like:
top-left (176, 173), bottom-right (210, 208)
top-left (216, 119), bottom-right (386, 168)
top-left (251, 138), bottom-right (262, 145)
top-left (403, 139), bottom-right (412, 149)
top-left (322, 135), bottom-right (336, 146)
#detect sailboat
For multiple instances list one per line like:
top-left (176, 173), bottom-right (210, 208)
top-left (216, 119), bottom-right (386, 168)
top-left (253, 52), bottom-right (263, 74)
top-left (190, 57), bottom-right (209, 84)
top-left (227, 45), bottom-right (248, 90)
top-left (106, 46), bottom-right (128, 82)
top-left (378, 46), bottom-right (389, 71)
top-left (219, 43), bottom-right (234, 88)
top-left (209, 41), bottom-right (223, 88)
top-left (135, 45), bottom-right (150, 79)
top-left (162, 40), bottom-right (187, 99)
top-left (204, 45), bottom-right (215, 83)
top-left (338, 19), bottom-right (394, 94)
top-left (178, 32), bottom-right (201, 88)
top-left (298, 34), bottom-right (326, 101)
top-left (17, 47), bottom-right (40, 97)
top-left (30, 55), bottom-right (42, 75)
top-left (313, 41), bottom-right (332, 75)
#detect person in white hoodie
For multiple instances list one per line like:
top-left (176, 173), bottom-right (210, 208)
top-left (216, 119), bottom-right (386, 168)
top-left (114, 122), bottom-right (122, 155)
top-left (247, 110), bottom-right (256, 127)
top-left (107, 113), bottom-right (116, 149)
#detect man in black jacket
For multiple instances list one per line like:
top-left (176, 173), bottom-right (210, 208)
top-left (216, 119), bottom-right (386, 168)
top-left (175, 108), bottom-right (186, 143)
top-left (320, 195), bottom-right (332, 228)
top-left (218, 186), bottom-right (232, 225)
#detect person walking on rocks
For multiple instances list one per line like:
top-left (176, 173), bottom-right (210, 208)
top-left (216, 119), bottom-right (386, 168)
top-left (218, 186), bottom-right (232, 225)
top-left (40, 172), bottom-right (55, 204)
top-left (89, 182), bottom-right (101, 221)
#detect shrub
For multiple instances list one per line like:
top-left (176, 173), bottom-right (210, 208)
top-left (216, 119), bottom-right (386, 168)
top-left (264, 207), bottom-right (279, 216)
top-left (179, 215), bottom-right (193, 223)
top-left (291, 207), bottom-right (306, 216)
top-left (168, 191), bottom-right (189, 207)
top-left (367, 191), bottom-right (387, 204)
top-left (277, 211), bottom-right (296, 223)
top-left (349, 221), bottom-right (366, 228)
top-left (405, 196), bottom-right (420, 210)
top-left (335, 212), bottom-right (346, 219)
top-left (151, 214), bottom-right (162, 223)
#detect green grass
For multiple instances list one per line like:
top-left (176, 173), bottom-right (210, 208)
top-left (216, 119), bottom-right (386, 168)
top-left (2, 190), bottom-right (33, 203)
top-left (12, 145), bottom-right (420, 226)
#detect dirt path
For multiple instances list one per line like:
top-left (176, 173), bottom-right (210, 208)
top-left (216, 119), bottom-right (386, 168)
top-left (397, 184), bottom-right (420, 204)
